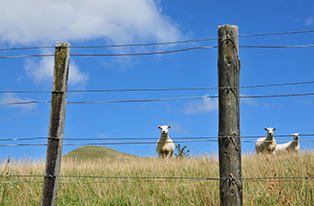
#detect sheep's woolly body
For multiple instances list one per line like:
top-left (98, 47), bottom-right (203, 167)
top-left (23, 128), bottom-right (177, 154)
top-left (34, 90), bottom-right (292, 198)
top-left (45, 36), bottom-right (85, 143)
top-left (256, 128), bottom-right (277, 155)
top-left (156, 125), bottom-right (175, 158)
top-left (274, 133), bottom-right (300, 155)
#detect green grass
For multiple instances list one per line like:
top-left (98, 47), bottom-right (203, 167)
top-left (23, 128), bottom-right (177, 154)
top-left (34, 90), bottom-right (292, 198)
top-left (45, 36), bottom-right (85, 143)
top-left (63, 146), bottom-right (141, 160)
top-left (0, 147), bottom-right (313, 205)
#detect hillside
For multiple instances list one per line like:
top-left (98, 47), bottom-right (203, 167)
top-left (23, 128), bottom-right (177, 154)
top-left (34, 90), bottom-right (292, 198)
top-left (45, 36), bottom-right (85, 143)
top-left (63, 146), bottom-right (141, 160)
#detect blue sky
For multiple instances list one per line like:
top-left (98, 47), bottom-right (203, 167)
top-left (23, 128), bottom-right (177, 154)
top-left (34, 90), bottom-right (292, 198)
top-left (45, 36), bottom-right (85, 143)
top-left (0, 0), bottom-right (313, 159)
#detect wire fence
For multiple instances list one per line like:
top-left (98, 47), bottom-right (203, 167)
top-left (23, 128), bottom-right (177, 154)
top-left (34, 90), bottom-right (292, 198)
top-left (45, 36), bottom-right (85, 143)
top-left (0, 29), bottom-right (314, 188)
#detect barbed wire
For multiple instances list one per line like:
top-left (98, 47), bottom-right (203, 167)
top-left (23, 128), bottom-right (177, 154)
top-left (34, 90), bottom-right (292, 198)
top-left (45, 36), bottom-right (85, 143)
top-left (0, 96), bottom-right (209, 105)
top-left (0, 46), bottom-right (215, 59)
top-left (1, 80), bottom-right (314, 94)
top-left (1, 91), bottom-right (314, 106)
top-left (0, 139), bottom-right (313, 147)
top-left (0, 29), bottom-right (314, 51)
top-left (240, 92), bottom-right (314, 99)
top-left (240, 44), bottom-right (314, 49)
top-left (0, 137), bottom-right (47, 141)
top-left (1, 133), bottom-right (314, 142)
top-left (1, 43), bottom-right (314, 59)
top-left (1, 178), bottom-right (314, 184)
top-left (0, 174), bottom-right (313, 185)
top-left (0, 54), bottom-right (54, 59)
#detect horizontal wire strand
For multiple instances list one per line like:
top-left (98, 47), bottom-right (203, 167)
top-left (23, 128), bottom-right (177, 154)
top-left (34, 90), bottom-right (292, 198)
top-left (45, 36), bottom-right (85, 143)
top-left (240, 44), bottom-right (314, 48)
top-left (1, 133), bottom-right (314, 142)
top-left (0, 139), bottom-right (313, 147)
top-left (0, 44), bottom-right (314, 59)
top-left (1, 80), bottom-right (314, 94)
top-left (1, 43), bottom-right (314, 59)
top-left (0, 46), bottom-right (215, 59)
top-left (0, 175), bottom-right (314, 183)
top-left (1, 29), bottom-right (314, 51)
top-left (2, 91), bottom-right (314, 105)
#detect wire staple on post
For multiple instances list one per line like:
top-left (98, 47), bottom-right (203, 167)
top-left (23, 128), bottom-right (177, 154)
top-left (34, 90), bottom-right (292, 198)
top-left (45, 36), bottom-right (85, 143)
top-left (48, 137), bottom-right (60, 141)
top-left (229, 173), bottom-right (235, 185)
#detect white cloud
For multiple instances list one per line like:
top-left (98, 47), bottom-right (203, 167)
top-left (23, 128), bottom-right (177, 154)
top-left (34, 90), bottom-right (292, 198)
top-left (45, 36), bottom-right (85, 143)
top-left (305, 17), bottom-right (314, 26)
top-left (25, 52), bottom-right (89, 88)
top-left (68, 61), bottom-right (89, 88)
top-left (295, 99), bottom-right (312, 105)
top-left (168, 122), bottom-right (189, 135)
top-left (25, 57), bottom-right (54, 83)
top-left (183, 94), bottom-right (259, 114)
top-left (240, 95), bottom-right (259, 106)
top-left (0, 0), bottom-right (182, 45)
top-left (297, 16), bottom-right (314, 27)
top-left (183, 96), bottom-right (218, 114)
top-left (97, 133), bottom-right (106, 137)
top-left (2, 0), bottom-right (181, 87)
top-left (0, 93), bottom-right (37, 111)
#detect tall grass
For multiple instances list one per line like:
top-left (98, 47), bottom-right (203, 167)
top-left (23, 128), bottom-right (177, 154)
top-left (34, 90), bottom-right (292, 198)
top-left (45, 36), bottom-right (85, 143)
top-left (0, 151), bottom-right (313, 205)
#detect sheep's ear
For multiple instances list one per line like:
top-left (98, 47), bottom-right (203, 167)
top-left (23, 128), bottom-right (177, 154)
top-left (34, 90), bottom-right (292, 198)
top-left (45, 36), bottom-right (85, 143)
top-left (158, 126), bottom-right (161, 129)
top-left (168, 125), bottom-right (172, 128)
top-left (290, 133), bottom-right (293, 136)
top-left (273, 128), bottom-right (276, 131)
top-left (264, 128), bottom-right (267, 130)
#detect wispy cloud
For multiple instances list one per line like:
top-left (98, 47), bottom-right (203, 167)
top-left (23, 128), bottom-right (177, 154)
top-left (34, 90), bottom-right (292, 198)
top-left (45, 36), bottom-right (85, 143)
top-left (297, 16), bottom-right (314, 27)
top-left (0, 0), bottom-right (182, 45)
top-left (240, 95), bottom-right (259, 106)
top-left (295, 99), bottom-right (312, 105)
top-left (183, 96), bottom-right (218, 114)
top-left (0, 93), bottom-right (37, 111)
top-left (168, 122), bottom-right (189, 135)
top-left (97, 133), bottom-right (106, 137)
top-left (25, 51), bottom-right (89, 88)
top-left (305, 17), bottom-right (314, 26)
top-left (182, 93), bottom-right (261, 114)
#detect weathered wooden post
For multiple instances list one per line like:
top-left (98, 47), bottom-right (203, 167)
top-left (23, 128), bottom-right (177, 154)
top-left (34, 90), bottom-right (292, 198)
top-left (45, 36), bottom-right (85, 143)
top-left (218, 25), bottom-right (243, 205)
top-left (42, 42), bottom-right (70, 206)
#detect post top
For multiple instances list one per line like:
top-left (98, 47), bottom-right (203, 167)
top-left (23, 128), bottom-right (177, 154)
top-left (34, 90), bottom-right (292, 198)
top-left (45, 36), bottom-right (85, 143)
top-left (55, 42), bottom-right (70, 47)
top-left (218, 24), bottom-right (238, 30)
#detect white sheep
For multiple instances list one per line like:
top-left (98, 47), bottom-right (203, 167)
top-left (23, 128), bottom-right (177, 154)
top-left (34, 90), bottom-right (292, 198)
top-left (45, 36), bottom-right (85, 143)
top-left (274, 133), bottom-right (300, 155)
top-left (255, 127), bottom-right (277, 155)
top-left (156, 125), bottom-right (175, 158)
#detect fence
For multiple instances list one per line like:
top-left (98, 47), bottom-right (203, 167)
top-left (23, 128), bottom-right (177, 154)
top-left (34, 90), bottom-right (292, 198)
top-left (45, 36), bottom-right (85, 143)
top-left (1, 25), bottom-right (314, 205)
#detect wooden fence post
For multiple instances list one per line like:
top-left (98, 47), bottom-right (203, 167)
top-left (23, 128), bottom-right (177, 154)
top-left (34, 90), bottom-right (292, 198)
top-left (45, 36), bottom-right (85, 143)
top-left (42, 42), bottom-right (70, 206)
top-left (218, 25), bottom-right (243, 205)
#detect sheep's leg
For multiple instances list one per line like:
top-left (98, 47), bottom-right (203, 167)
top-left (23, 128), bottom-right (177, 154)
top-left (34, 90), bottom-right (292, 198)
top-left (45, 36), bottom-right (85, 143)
top-left (164, 151), bottom-right (169, 158)
top-left (255, 147), bottom-right (260, 155)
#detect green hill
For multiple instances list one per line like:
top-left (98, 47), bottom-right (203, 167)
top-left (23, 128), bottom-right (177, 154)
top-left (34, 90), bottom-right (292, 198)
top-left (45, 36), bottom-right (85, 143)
top-left (63, 146), bottom-right (141, 160)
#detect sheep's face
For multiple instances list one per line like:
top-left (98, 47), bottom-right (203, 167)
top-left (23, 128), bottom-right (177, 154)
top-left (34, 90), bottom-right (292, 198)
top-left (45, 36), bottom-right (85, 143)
top-left (158, 125), bottom-right (172, 135)
top-left (264, 127), bottom-right (276, 137)
top-left (291, 133), bottom-right (300, 141)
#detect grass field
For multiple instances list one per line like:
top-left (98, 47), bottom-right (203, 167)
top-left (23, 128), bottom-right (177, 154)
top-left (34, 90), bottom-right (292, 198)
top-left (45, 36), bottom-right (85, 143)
top-left (0, 147), bottom-right (313, 205)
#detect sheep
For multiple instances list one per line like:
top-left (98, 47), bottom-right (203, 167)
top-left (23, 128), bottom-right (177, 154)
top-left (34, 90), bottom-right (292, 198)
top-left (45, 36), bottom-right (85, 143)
top-left (156, 125), bottom-right (175, 158)
top-left (274, 133), bottom-right (300, 155)
top-left (255, 127), bottom-right (277, 155)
